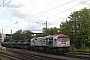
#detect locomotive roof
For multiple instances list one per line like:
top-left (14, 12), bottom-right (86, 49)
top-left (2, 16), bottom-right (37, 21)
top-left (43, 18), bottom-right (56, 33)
top-left (31, 34), bottom-right (69, 40)
top-left (47, 34), bottom-right (68, 37)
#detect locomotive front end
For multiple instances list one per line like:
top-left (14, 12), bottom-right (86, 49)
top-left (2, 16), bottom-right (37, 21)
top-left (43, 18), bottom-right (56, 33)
top-left (55, 34), bottom-right (70, 54)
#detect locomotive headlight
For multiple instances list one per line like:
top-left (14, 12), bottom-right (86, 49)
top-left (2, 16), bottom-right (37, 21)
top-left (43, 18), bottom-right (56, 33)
top-left (66, 41), bottom-right (70, 46)
top-left (59, 44), bottom-right (61, 46)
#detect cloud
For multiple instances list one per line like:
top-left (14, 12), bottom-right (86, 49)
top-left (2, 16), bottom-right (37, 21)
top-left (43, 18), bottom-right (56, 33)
top-left (7, 4), bottom-right (23, 8)
top-left (0, 19), bottom-right (8, 23)
top-left (79, 0), bottom-right (90, 8)
top-left (0, 20), bottom-right (8, 27)
top-left (0, 0), bottom-right (90, 34)
top-left (10, 10), bottom-right (27, 18)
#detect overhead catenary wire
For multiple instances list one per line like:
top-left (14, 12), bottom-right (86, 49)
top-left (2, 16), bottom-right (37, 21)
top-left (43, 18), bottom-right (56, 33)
top-left (23, 0), bottom-right (80, 26)
top-left (43, 0), bottom-right (90, 20)
top-left (13, 0), bottom-right (89, 26)
top-left (6, 0), bottom-right (90, 33)
top-left (3, 0), bottom-right (12, 7)
top-left (38, 0), bottom-right (58, 13)
top-left (30, 0), bottom-right (76, 18)
top-left (0, 0), bottom-right (12, 9)
top-left (29, 0), bottom-right (41, 10)
top-left (0, 0), bottom-right (5, 7)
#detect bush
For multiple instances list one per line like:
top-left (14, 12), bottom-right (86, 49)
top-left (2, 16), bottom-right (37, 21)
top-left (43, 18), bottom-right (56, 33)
top-left (85, 47), bottom-right (90, 53)
top-left (4, 37), bottom-right (11, 42)
top-left (81, 43), bottom-right (86, 52)
top-left (70, 44), bottom-right (76, 52)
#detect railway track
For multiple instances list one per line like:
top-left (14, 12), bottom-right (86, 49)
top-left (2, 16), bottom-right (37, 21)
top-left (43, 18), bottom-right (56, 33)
top-left (0, 51), bottom-right (23, 60)
top-left (0, 48), bottom-right (90, 60)
top-left (2, 48), bottom-right (89, 60)
top-left (64, 53), bottom-right (90, 60)
top-left (6, 48), bottom-right (63, 60)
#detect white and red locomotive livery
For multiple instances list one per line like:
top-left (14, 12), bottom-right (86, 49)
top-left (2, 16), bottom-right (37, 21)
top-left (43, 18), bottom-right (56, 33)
top-left (1, 34), bottom-right (70, 54)
top-left (31, 34), bottom-right (70, 54)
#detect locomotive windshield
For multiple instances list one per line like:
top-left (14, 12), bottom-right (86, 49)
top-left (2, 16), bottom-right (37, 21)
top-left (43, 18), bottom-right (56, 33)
top-left (58, 37), bottom-right (68, 41)
top-left (58, 38), bottom-right (62, 40)
top-left (63, 37), bottom-right (69, 40)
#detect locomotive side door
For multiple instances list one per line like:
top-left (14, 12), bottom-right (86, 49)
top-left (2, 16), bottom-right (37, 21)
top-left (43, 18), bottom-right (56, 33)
top-left (49, 37), bottom-right (53, 46)
top-left (53, 36), bottom-right (57, 47)
top-left (46, 36), bottom-right (53, 46)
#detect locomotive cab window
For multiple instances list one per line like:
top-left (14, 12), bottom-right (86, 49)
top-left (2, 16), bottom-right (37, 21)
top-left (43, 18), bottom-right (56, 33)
top-left (63, 37), bottom-right (68, 40)
top-left (58, 38), bottom-right (62, 41)
top-left (58, 37), bottom-right (68, 41)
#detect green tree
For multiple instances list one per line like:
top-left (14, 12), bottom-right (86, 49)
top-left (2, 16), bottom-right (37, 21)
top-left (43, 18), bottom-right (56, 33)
top-left (59, 20), bottom-right (73, 43)
top-left (69, 8), bottom-right (90, 48)
top-left (12, 29), bottom-right (32, 41)
top-left (23, 30), bottom-right (32, 40)
top-left (4, 37), bottom-right (11, 42)
top-left (12, 29), bottom-right (23, 40)
top-left (60, 8), bottom-right (90, 48)
top-left (42, 27), bottom-right (59, 36)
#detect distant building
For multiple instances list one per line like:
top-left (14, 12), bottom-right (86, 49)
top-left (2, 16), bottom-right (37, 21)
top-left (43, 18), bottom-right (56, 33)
top-left (0, 34), bottom-right (11, 42)
top-left (1, 34), bottom-right (6, 42)
top-left (1, 33), bottom-right (43, 42)
top-left (0, 33), bottom-right (1, 46)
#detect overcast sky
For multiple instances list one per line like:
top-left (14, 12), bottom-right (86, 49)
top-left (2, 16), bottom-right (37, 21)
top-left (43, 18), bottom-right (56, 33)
top-left (0, 0), bottom-right (90, 34)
